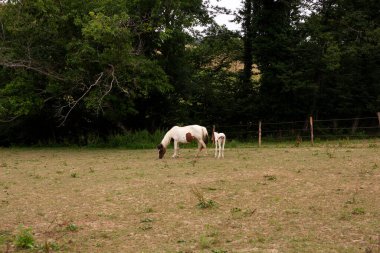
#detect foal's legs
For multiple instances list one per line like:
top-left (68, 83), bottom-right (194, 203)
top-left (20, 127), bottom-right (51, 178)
top-left (215, 137), bottom-right (225, 159)
top-left (221, 138), bottom-right (225, 158)
top-left (218, 140), bottom-right (223, 158)
top-left (214, 140), bottom-right (218, 158)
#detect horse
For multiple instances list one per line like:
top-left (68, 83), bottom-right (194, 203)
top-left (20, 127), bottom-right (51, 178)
top-left (211, 126), bottom-right (226, 158)
top-left (157, 125), bottom-right (208, 159)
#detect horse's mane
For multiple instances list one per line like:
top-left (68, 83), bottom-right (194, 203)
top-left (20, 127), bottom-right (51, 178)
top-left (160, 127), bottom-right (174, 148)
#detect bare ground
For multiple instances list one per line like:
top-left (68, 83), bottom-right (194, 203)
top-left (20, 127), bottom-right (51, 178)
top-left (0, 141), bottom-right (380, 252)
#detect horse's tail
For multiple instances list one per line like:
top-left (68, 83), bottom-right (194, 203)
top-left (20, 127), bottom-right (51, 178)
top-left (202, 127), bottom-right (208, 145)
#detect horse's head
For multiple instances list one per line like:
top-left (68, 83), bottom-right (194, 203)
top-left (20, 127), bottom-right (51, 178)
top-left (157, 144), bottom-right (166, 159)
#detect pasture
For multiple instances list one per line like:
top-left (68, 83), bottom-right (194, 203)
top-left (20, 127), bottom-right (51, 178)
top-left (0, 141), bottom-right (380, 252)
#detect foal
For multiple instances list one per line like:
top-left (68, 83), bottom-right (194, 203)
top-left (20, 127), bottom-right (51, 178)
top-left (212, 127), bottom-right (226, 158)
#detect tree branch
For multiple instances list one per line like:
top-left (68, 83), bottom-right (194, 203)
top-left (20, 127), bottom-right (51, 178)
top-left (57, 72), bottom-right (104, 127)
top-left (0, 59), bottom-right (66, 81)
top-left (0, 115), bottom-right (21, 123)
top-left (96, 65), bottom-right (115, 115)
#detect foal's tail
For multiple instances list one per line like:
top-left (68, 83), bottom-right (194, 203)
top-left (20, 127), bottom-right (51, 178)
top-left (202, 127), bottom-right (208, 145)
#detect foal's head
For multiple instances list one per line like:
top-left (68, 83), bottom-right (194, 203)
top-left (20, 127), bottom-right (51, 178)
top-left (157, 143), bottom-right (166, 159)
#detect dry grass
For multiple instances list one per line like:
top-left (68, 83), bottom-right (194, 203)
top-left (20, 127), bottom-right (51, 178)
top-left (0, 141), bottom-right (380, 252)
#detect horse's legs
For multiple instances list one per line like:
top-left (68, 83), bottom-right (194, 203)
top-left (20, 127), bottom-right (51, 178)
top-left (196, 142), bottom-right (202, 157)
top-left (173, 140), bottom-right (179, 158)
top-left (198, 139), bottom-right (207, 155)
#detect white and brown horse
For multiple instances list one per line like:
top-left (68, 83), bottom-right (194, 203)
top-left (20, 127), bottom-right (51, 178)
top-left (157, 125), bottom-right (208, 159)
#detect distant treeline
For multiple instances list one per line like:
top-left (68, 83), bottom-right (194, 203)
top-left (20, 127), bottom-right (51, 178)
top-left (0, 0), bottom-right (379, 146)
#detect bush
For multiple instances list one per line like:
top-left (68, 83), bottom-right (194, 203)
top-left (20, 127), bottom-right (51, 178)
top-left (14, 225), bottom-right (35, 249)
top-left (107, 130), bottom-right (165, 149)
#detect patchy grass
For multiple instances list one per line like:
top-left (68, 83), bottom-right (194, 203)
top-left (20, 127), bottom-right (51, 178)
top-left (0, 140), bottom-right (380, 252)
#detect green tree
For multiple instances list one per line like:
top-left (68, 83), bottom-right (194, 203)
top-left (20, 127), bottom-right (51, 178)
top-left (0, 0), bottom-right (210, 144)
top-left (302, 0), bottom-right (380, 119)
top-left (251, 0), bottom-right (306, 120)
top-left (188, 24), bottom-right (243, 126)
top-left (237, 0), bottom-right (379, 122)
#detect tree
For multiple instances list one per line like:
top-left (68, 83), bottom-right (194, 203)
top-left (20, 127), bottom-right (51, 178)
top-left (247, 0), bottom-right (307, 121)
top-left (302, 0), bottom-right (380, 119)
top-left (239, 0), bottom-right (255, 94)
top-left (0, 0), bottom-right (169, 120)
top-left (188, 24), bottom-right (242, 126)
top-left (0, 0), bottom-right (209, 144)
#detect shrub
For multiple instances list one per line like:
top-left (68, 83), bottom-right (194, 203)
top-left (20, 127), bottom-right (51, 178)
top-left (352, 207), bottom-right (365, 215)
top-left (66, 223), bottom-right (78, 232)
top-left (14, 225), bottom-right (35, 249)
top-left (264, 174), bottom-right (277, 181)
top-left (199, 235), bottom-right (215, 249)
top-left (191, 187), bottom-right (217, 209)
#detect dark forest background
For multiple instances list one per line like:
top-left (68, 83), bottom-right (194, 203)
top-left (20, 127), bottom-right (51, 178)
top-left (0, 0), bottom-right (379, 146)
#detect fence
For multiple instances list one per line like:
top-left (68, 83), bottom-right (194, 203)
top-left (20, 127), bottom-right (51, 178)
top-left (212, 113), bottom-right (380, 145)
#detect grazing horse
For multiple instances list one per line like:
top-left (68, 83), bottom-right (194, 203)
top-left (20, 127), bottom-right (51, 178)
top-left (157, 125), bottom-right (208, 159)
top-left (212, 126), bottom-right (226, 158)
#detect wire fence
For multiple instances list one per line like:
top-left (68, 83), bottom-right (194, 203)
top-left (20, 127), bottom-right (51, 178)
top-left (211, 114), bottom-right (380, 144)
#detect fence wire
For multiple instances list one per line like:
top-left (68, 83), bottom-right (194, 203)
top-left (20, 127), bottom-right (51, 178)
top-left (211, 116), bottom-right (380, 142)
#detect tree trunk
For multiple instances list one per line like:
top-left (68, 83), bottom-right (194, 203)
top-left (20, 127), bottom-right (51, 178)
top-left (241, 0), bottom-right (254, 94)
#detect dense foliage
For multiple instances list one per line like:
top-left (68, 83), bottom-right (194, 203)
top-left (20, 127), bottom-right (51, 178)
top-left (0, 0), bottom-right (379, 145)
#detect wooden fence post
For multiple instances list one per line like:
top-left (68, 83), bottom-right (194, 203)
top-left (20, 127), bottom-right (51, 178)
top-left (258, 121), bottom-right (262, 147)
top-left (310, 116), bottom-right (314, 146)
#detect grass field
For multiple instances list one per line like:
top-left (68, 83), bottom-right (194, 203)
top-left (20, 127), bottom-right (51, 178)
top-left (0, 140), bottom-right (380, 252)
